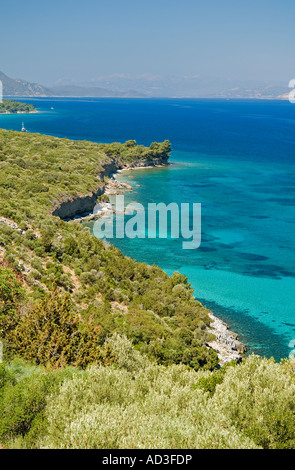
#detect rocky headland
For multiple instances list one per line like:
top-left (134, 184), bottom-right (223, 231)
top-left (51, 156), bottom-right (168, 220)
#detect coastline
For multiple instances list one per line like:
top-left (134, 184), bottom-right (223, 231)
top-left (51, 157), bottom-right (169, 219)
top-left (51, 157), bottom-right (246, 365)
top-left (206, 312), bottom-right (246, 365)
top-left (0, 110), bottom-right (39, 115)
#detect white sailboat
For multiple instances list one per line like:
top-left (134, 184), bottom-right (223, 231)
top-left (21, 122), bottom-right (27, 132)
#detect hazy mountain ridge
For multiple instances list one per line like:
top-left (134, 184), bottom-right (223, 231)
top-left (67, 74), bottom-right (290, 99)
top-left (0, 70), bottom-right (290, 99)
top-left (0, 71), bottom-right (143, 98)
top-left (49, 84), bottom-right (146, 98)
top-left (0, 71), bottom-right (52, 97)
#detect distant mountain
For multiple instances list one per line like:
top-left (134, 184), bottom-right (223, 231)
top-left (52, 75), bottom-right (290, 99)
top-left (77, 75), bottom-right (291, 99)
top-left (49, 85), bottom-right (146, 98)
top-left (0, 71), bottom-right (52, 97)
top-left (0, 70), bottom-right (290, 99)
top-left (206, 84), bottom-right (291, 100)
top-left (0, 71), bottom-right (146, 98)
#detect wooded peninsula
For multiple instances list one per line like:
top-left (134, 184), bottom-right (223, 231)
top-left (0, 99), bottom-right (36, 114)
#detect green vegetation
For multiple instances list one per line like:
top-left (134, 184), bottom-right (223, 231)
top-left (0, 128), bottom-right (294, 449)
top-left (102, 139), bottom-right (171, 163)
top-left (0, 352), bottom-right (295, 449)
top-left (0, 99), bottom-right (36, 114)
top-left (0, 129), bottom-right (216, 371)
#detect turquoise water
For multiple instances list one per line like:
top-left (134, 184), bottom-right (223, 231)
top-left (1, 97), bottom-right (295, 359)
top-left (110, 155), bottom-right (295, 360)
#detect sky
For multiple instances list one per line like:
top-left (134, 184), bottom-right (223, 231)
top-left (0, 0), bottom-right (294, 86)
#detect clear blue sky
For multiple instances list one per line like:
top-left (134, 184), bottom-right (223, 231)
top-left (1, 0), bottom-right (294, 85)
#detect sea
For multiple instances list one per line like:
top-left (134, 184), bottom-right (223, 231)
top-left (1, 97), bottom-right (295, 360)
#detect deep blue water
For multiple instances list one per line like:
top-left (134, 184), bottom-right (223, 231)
top-left (1, 97), bottom-right (295, 360)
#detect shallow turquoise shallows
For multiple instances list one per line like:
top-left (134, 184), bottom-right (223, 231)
top-left (1, 97), bottom-right (295, 360)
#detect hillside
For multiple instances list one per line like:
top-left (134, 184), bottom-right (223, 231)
top-left (0, 71), bottom-right (51, 97)
top-left (0, 130), bottom-right (218, 370)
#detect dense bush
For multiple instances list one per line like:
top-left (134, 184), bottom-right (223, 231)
top-left (11, 289), bottom-right (116, 369)
top-left (0, 269), bottom-right (116, 369)
top-left (0, 265), bottom-right (26, 358)
top-left (40, 354), bottom-right (295, 449)
top-left (0, 360), bottom-right (77, 448)
top-left (212, 355), bottom-right (295, 448)
top-left (0, 338), bottom-right (294, 449)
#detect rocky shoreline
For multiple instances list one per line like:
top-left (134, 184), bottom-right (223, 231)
top-left (0, 110), bottom-right (39, 115)
top-left (207, 312), bottom-right (246, 365)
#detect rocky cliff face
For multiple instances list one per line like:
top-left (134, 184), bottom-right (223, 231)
top-left (118, 157), bottom-right (169, 169)
top-left (101, 159), bottom-right (118, 178)
top-left (51, 156), bottom-right (169, 220)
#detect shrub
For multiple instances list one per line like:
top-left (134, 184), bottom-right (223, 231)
top-left (212, 355), bottom-right (295, 449)
top-left (0, 362), bottom-right (77, 448)
top-left (41, 362), bottom-right (259, 449)
top-left (10, 289), bottom-right (116, 369)
top-left (0, 265), bottom-right (26, 357)
top-left (104, 333), bottom-right (151, 373)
